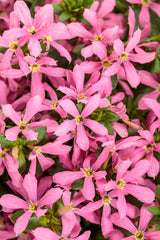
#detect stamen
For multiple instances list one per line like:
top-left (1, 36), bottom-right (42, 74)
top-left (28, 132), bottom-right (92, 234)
top-left (29, 202), bottom-right (38, 212)
top-left (19, 121), bottom-right (27, 130)
top-left (94, 34), bottom-right (103, 42)
top-left (144, 143), bottom-right (153, 152)
top-left (75, 115), bottom-right (83, 124)
top-left (117, 179), bottom-right (125, 190)
top-left (84, 168), bottom-right (94, 177)
top-left (102, 59), bottom-right (111, 68)
top-left (43, 35), bottom-right (52, 42)
top-left (34, 146), bottom-right (41, 154)
top-left (120, 52), bottom-right (128, 61)
top-left (9, 41), bottom-right (18, 51)
top-left (102, 195), bottom-right (111, 205)
top-left (28, 27), bottom-right (37, 35)
top-left (51, 101), bottom-right (58, 109)
top-left (30, 63), bottom-right (40, 72)
top-left (134, 230), bottom-right (144, 240)
top-left (77, 94), bottom-right (86, 100)
top-left (142, 0), bottom-right (150, 6)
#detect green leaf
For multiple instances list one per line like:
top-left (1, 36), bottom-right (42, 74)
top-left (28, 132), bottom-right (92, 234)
top-left (25, 215), bottom-right (42, 232)
top-left (104, 122), bottom-right (114, 135)
top-left (149, 215), bottom-right (160, 225)
top-left (156, 224), bottom-right (160, 231)
top-left (11, 209), bottom-right (24, 222)
top-left (148, 206), bottom-right (160, 216)
top-left (156, 185), bottom-right (160, 205)
top-left (0, 134), bottom-right (18, 148)
top-left (27, 126), bottom-right (47, 145)
top-left (71, 178), bottom-right (84, 190)
top-left (18, 146), bottom-right (26, 173)
top-left (103, 111), bottom-right (119, 123)
top-left (73, 44), bottom-right (85, 55)
top-left (52, 3), bottom-right (63, 14)
top-left (59, 11), bottom-right (73, 22)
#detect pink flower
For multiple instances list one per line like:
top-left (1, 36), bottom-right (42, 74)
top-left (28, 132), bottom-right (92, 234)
top-left (0, 173), bottom-right (62, 236)
top-left (2, 95), bottom-right (42, 141)
top-left (55, 94), bottom-right (108, 151)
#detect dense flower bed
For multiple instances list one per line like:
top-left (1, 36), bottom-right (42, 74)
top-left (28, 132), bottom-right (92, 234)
top-left (0, 0), bottom-right (160, 239)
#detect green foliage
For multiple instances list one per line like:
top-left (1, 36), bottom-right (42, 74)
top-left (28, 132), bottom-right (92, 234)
top-left (71, 178), bottom-right (84, 190)
top-left (0, 134), bottom-right (18, 149)
top-left (148, 206), bottom-right (160, 216)
top-left (156, 185), bottom-right (160, 204)
top-left (27, 126), bottom-right (47, 145)
top-left (11, 210), bottom-right (25, 222)
top-left (52, 3), bottom-right (63, 14)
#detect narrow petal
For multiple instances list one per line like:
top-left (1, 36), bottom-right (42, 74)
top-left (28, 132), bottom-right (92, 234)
top-left (14, 0), bottom-right (32, 27)
top-left (38, 188), bottom-right (62, 208)
top-left (41, 142), bottom-right (71, 155)
top-left (111, 213), bottom-right (136, 234)
top-left (35, 4), bottom-right (53, 29)
top-left (124, 184), bottom-right (155, 203)
top-left (14, 211), bottom-right (33, 236)
top-left (55, 119), bottom-right (76, 136)
top-left (82, 177), bottom-right (95, 201)
top-left (73, 65), bottom-right (85, 93)
top-left (31, 72), bottom-right (45, 100)
top-left (23, 95), bottom-right (42, 123)
top-left (97, 0), bottom-right (115, 18)
top-left (50, 41), bottom-right (71, 62)
top-left (40, 66), bottom-right (67, 77)
top-left (5, 127), bottom-right (20, 141)
top-left (28, 37), bottom-right (42, 58)
top-left (128, 7), bottom-right (135, 39)
top-left (0, 194), bottom-right (28, 210)
top-left (82, 94), bottom-right (100, 117)
top-left (76, 124), bottom-right (89, 151)
top-left (139, 5), bottom-right (150, 28)
top-left (123, 61), bottom-right (140, 88)
top-left (113, 39), bottom-right (124, 55)
top-left (139, 204), bottom-right (153, 231)
top-left (125, 28), bottom-right (141, 53)
top-left (92, 147), bottom-right (109, 171)
top-left (150, 2), bottom-right (160, 17)
top-left (22, 129), bottom-right (38, 141)
top-left (53, 171), bottom-right (84, 187)
top-left (23, 173), bottom-right (37, 203)
top-left (117, 190), bottom-right (127, 219)
top-left (102, 205), bottom-right (113, 237)
top-left (62, 211), bottom-right (78, 237)
top-left (2, 104), bottom-right (21, 125)
top-left (142, 98), bottom-right (160, 119)
top-left (68, 22), bottom-right (93, 39)
top-left (33, 227), bottom-right (59, 240)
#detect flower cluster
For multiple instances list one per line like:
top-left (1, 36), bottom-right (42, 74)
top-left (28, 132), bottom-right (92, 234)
top-left (0, 0), bottom-right (160, 239)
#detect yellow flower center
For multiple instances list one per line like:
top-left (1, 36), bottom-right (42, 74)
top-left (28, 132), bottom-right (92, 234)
top-left (134, 230), bottom-right (144, 240)
top-left (117, 179), bottom-right (125, 190)
top-left (30, 63), bottom-right (40, 72)
top-left (28, 27), bottom-right (37, 35)
top-left (29, 202), bottom-right (38, 212)
top-left (102, 195), bottom-right (111, 205)
top-left (19, 121), bottom-right (28, 130)
top-left (59, 238), bottom-right (66, 240)
top-left (120, 52), bottom-right (128, 61)
top-left (144, 143), bottom-right (153, 152)
top-left (9, 41), bottom-right (18, 51)
top-left (43, 35), bottom-right (52, 42)
top-left (58, 204), bottom-right (74, 215)
top-left (0, 151), bottom-right (6, 160)
top-left (0, 218), bottom-right (5, 228)
top-left (102, 59), bottom-right (111, 68)
top-left (51, 101), bottom-right (58, 109)
top-left (75, 115), bottom-right (83, 125)
top-left (157, 85), bottom-right (160, 92)
top-left (77, 94), bottom-right (86, 100)
top-left (94, 34), bottom-right (103, 42)
top-left (147, 225), bottom-right (156, 231)
top-left (34, 146), bottom-right (41, 154)
top-left (142, 0), bottom-right (150, 6)
top-left (84, 168), bottom-right (95, 177)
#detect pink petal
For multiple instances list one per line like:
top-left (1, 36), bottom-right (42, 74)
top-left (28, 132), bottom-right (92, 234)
top-left (2, 104), bottom-right (21, 125)
top-left (139, 5), bottom-right (150, 28)
top-left (124, 184), bottom-right (155, 203)
top-left (40, 66), bottom-right (67, 77)
top-left (139, 204), bottom-right (153, 231)
top-left (117, 190), bottom-right (127, 219)
top-left (28, 37), bottom-right (42, 58)
top-left (92, 41), bottom-right (107, 60)
top-left (150, 2), bottom-right (160, 17)
top-left (97, 0), bottom-right (115, 18)
top-left (76, 124), bottom-right (89, 151)
top-left (84, 119), bottom-right (108, 136)
top-left (53, 171), bottom-right (84, 187)
top-left (14, 0), bottom-right (32, 27)
top-left (111, 213), bottom-right (136, 234)
top-left (81, 45), bottom-right (93, 59)
top-left (23, 95), bottom-right (42, 123)
top-left (37, 154), bottom-right (54, 171)
top-left (68, 22), bottom-right (93, 39)
top-left (142, 98), bottom-right (160, 119)
top-left (55, 119), bottom-right (76, 136)
top-left (0, 194), bottom-right (28, 210)
top-left (35, 4), bottom-right (53, 29)
top-left (73, 65), bottom-right (85, 93)
top-left (83, 9), bottom-right (97, 27)
top-left (5, 127), bottom-right (20, 141)
top-left (38, 188), bottom-right (62, 208)
top-left (31, 72), bottom-right (45, 100)
top-left (113, 39), bottom-right (124, 55)
top-left (123, 61), bottom-right (140, 88)
top-left (125, 28), bottom-right (141, 53)
top-left (145, 231), bottom-right (160, 240)
top-left (82, 177), bottom-right (95, 201)
top-left (23, 173), bottom-right (37, 203)
top-left (14, 211), bottom-right (33, 236)
top-left (50, 41), bottom-right (71, 62)
top-left (22, 129), bottom-right (38, 141)
top-left (92, 147), bottom-right (109, 171)
top-left (33, 227), bottom-right (59, 240)
top-left (124, 160), bottom-right (150, 182)
top-left (62, 211), bottom-right (79, 237)
top-left (101, 205), bottom-right (113, 237)
top-left (72, 231), bottom-right (91, 240)
top-left (147, 153), bottom-right (159, 178)
top-left (128, 7), bottom-right (135, 39)
top-left (41, 142), bottom-right (71, 155)
top-left (82, 94), bottom-right (100, 117)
